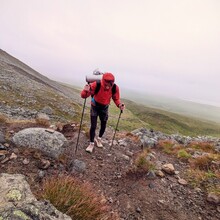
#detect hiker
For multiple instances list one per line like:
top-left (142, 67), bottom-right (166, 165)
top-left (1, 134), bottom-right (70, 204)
top-left (81, 72), bottom-right (125, 153)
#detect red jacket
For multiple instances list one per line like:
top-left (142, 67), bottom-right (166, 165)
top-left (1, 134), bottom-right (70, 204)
top-left (81, 81), bottom-right (121, 107)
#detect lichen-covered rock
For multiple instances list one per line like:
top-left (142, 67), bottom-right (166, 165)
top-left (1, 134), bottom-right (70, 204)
top-left (0, 173), bottom-right (71, 220)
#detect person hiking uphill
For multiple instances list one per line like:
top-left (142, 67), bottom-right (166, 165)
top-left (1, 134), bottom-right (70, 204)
top-left (81, 72), bottom-right (125, 153)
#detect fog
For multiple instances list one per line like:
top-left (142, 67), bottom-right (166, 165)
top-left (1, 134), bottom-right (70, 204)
top-left (1, 0), bottom-right (220, 106)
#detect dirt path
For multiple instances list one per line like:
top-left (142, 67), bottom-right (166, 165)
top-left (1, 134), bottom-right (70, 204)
top-left (67, 128), bottom-right (219, 220)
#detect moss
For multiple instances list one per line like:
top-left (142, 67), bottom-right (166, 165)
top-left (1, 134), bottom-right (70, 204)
top-left (13, 210), bottom-right (30, 220)
top-left (6, 189), bottom-right (22, 201)
top-left (177, 149), bottom-right (191, 159)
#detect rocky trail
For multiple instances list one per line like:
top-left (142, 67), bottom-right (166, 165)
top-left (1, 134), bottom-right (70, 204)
top-left (0, 121), bottom-right (219, 220)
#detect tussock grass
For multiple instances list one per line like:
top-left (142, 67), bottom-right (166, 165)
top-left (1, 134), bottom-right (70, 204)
top-left (35, 118), bottom-right (50, 127)
top-left (157, 140), bottom-right (176, 154)
top-left (186, 169), bottom-right (216, 186)
top-left (190, 154), bottom-right (220, 172)
top-left (133, 149), bottom-right (155, 174)
top-left (186, 168), bottom-right (220, 195)
top-left (188, 142), bottom-right (216, 153)
top-left (0, 113), bottom-right (9, 123)
top-left (207, 185), bottom-right (220, 196)
top-left (41, 175), bottom-right (110, 220)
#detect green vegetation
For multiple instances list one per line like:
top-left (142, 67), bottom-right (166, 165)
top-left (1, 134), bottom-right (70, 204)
top-left (177, 149), bottom-right (191, 159)
top-left (122, 99), bottom-right (220, 137)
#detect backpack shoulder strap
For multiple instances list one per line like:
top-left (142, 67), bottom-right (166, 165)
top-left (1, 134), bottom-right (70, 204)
top-left (112, 83), bottom-right (116, 95)
top-left (93, 81), bottom-right (116, 97)
top-left (94, 81), bottom-right (101, 95)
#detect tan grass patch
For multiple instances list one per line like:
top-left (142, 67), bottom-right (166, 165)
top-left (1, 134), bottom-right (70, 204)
top-left (188, 141), bottom-right (216, 153)
top-left (35, 118), bottom-right (50, 127)
top-left (190, 154), bottom-right (220, 172)
top-left (157, 140), bottom-right (180, 154)
top-left (41, 175), bottom-right (110, 220)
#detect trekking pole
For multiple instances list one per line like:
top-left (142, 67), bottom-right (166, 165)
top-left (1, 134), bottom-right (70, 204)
top-left (75, 97), bottom-right (87, 154)
top-left (110, 106), bottom-right (123, 150)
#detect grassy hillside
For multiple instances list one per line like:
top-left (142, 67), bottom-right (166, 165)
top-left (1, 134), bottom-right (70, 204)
top-left (122, 88), bottom-right (220, 123)
top-left (121, 99), bottom-right (220, 137)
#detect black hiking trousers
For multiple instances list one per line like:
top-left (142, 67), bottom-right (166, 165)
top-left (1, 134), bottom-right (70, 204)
top-left (90, 104), bottom-right (109, 142)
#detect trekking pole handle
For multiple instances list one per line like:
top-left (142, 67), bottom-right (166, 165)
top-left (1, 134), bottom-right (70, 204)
top-left (120, 104), bottom-right (124, 113)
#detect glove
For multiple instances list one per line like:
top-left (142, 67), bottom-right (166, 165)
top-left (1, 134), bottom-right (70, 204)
top-left (119, 103), bottom-right (125, 111)
top-left (84, 84), bottom-right (90, 92)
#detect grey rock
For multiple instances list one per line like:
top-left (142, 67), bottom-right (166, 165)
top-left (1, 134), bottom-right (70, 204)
top-left (36, 113), bottom-right (50, 121)
top-left (71, 159), bottom-right (86, 173)
top-left (41, 106), bottom-right (54, 115)
top-left (146, 171), bottom-right (156, 179)
top-left (0, 131), bottom-right (6, 143)
top-left (207, 192), bottom-right (220, 205)
top-left (12, 128), bottom-right (68, 158)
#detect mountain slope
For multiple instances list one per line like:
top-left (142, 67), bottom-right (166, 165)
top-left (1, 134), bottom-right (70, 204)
top-left (0, 49), bottom-right (83, 122)
top-left (1, 48), bottom-right (220, 137)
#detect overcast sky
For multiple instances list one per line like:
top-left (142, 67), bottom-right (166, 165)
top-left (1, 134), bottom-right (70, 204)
top-left (1, 0), bottom-right (220, 106)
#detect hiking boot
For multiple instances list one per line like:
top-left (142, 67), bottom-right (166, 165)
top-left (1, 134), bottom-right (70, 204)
top-left (95, 137), bottom-right (103, 148)
top-left (86, 143), bottom-right (94, 153)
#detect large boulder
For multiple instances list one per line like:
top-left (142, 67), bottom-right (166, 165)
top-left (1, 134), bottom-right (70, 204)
top-left (0, 173), bottom-right (71, 219)
top-left (12, 128), bottom-right (68, 158)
